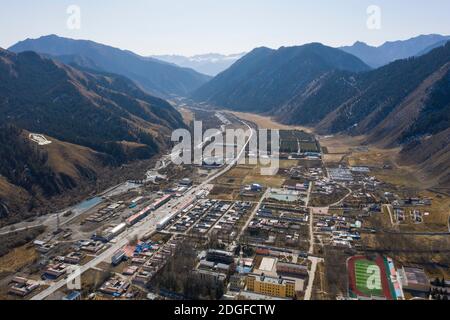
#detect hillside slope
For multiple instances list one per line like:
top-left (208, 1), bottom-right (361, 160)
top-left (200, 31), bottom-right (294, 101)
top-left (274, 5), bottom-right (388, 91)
top-left (314, 43), bottom-right (450, 140)
top-left (0, 125), bottom-right (108, 223)
top-left (340, 34), bottom-right (450, 68)
top-left (0, 49), bottom-right (185, 161)
top-left (9, 35), bottom-right (211, 97)
top-left (191, 43), bottom-right (370, 113)
top-left (0, 49), bottom-right (186, 222)
top-left (152, 53), bottom-right (246, 76)
top-left (277, 43), bottom-right (450, 188)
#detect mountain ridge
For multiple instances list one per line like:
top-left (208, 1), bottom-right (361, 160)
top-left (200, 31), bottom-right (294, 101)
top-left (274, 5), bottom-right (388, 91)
top-left (190, 40), bottom-right (450, 188)
top-left (152, 52), bottom-right (246, 76)
top-left (0, 48), bottom-right (186, 221)
top-left (192, 43), bottom-right (370, 113)
top-left (340, 34), bottom-right (450, 68)
top-left (9, 35), bottom-right (211, 98)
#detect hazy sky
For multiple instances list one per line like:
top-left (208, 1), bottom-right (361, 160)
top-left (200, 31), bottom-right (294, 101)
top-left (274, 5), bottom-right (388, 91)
top-left (1, 0), bottom-right (449, 56)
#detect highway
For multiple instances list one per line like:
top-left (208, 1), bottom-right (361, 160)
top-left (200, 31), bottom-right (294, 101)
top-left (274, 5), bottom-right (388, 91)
top-left (32, 120), bottom-right (254, 300)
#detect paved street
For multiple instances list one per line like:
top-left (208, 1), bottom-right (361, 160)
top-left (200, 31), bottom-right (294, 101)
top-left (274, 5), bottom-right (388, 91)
top-left (32, 120), bottom-right (254, 300)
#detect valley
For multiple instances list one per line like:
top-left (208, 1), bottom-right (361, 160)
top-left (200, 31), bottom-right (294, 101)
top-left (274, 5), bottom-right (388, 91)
top-left (1, 101), bottom-right (447, 301)
top-left (0, 29), bottom-right (449, 303)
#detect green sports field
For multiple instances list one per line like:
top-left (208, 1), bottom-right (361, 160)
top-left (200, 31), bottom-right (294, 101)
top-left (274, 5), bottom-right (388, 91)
top-left (354, 259), bottom-right (383, 297)
top-left (348, 256), bottom-right (395, 300)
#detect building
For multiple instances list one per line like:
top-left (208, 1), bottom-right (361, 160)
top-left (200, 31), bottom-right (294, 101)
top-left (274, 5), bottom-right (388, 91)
top-left (157, 211), bottom-right (178, 230)
top-left (63, 291), bottom-right (82, 301)
top-left (246, 273), bottom-right (302, 298)
top-left (64, 251), bottom-right (85, 265)
top-left (8, 277), bottom-right (40, 297)
top-left (80, 241), bottom-right (104, 254)
top-left (126, 206), bottom-right (152, 226)
top-left (36, 243), bottom-right (55, 254)
top-left (399, 267), bottom-right (431, 293)
top-left (100, 278), bottom-right (130, 297)
top-left (105, 223), bottom-right (127, 241)
top-left (179, 178), bottom-right (193, 187)
top-left (229, 275), bottom-right (245, 292)
top-left (276, 262), bottom-right (309, 278)
top-left (133, 271), bottom-right (153, 286)
top-left (250, 184), bottom-right (263, 192)
top-left (328, 168), bottom-right (353, 182)
top-left (196, 269), bottom-right (227, 288)
top-left (44, 263), bottom-right (67, 279)
top-left (129, 196), bottom-right (144, 208)
top-left (206, 249), bottom-right (234, 265)
top-left (152, 194), bottom-right (173, 210)
top-left (238, 291), bottom-right (291, 301)
top-left (111, 250), bottom-right (126, 266)
top-left (199, 260), bottom-right (216, 270)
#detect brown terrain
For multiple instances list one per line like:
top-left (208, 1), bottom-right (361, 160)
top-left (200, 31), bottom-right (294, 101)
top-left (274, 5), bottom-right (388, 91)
top-left (0, 130), bottom-right (165, 227)
top-left (231, 112), bottom-right (449, 194)
top-left (0, 49), bottom-right (186, 224)
top-left (366, 63), bottom-right (450, 147)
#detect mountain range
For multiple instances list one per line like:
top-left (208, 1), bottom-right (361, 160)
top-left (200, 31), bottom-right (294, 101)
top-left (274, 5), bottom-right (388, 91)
top-left (340, 34), bottom-right (450, 68)
top-left (9, 35), bottom-right (211, 98)
top-left (192, 39), bottom-right (450, 187)
top-left (152, 53), bottom-right (246, 76)
top-left (0, 48), bottom-right (185, 220)
top-left (192, 43), bottom-right (371, 113)
top-left (1, 33), bottom-right (450, 220)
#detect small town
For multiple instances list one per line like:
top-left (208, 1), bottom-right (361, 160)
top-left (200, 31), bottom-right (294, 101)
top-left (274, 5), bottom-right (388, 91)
top-left (0, 108), bottom-right (447, 302)
top-left (0, 4), bottom-right (449, 315)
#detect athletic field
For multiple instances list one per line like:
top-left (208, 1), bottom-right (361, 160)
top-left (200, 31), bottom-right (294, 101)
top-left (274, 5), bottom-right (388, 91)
top-left (347, 256), bottom-right (397, 300)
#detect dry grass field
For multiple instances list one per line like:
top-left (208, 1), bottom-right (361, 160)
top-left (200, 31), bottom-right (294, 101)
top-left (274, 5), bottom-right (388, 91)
top-left (0, 244), bottom-right (38, 274)
top-left (0, 177), bottom-right (30, 218)
top-left (278, 160), bottom-right (299, 169)
top-left (178, 107), bottom-right (194, 126)
top-left (361, 233), bottom-right (450, 275)
top-left (227, 111), bottom-right (313, 132)
top-left (210, 164), bottom-right (287, 200)
top-left (394, 192), bottom-right (450, 232)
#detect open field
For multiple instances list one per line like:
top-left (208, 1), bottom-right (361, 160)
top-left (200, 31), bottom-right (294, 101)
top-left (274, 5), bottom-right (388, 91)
top-left (227, 111), bottom-right (313, 132)
top-left (348, 148), bottom-right (427, 189)
top-left (0, 244), bottom-right (38, 274)
top-left (177, 107), bottom-right (194, 126)
top-left (320, 134), bottom-right (444, 191)
top-left (228, 111), bottom-right (445, 193)
top-left (361, 233), bottom-right (450, 279)
top-left (210, 164), bottom-right (286, 200)
top-left (278, 160), bottom-right (300, 169)
top-left (0, 177), bottom-right (30, 210)
top-left (318, 135), bottom-right (363, 165)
